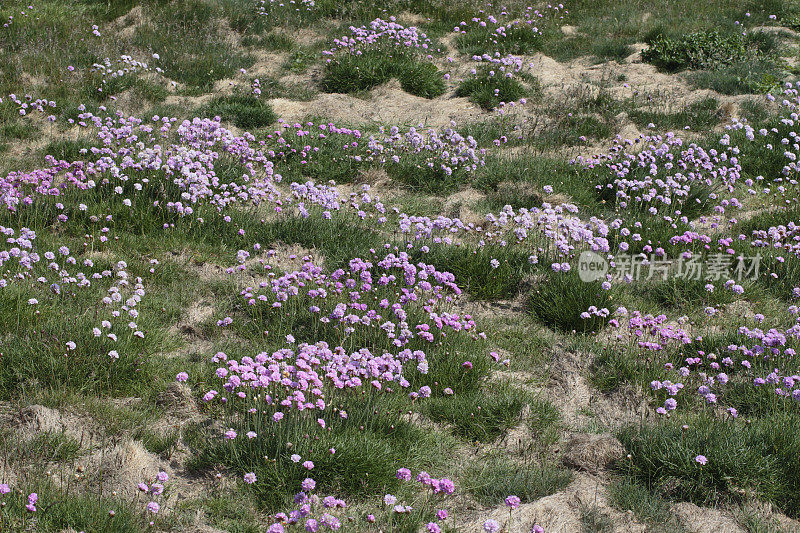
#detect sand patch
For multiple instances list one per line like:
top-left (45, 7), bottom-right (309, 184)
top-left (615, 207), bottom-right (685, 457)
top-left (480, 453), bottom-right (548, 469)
top-left (673, 502), bottom-right (746, 533)
top-left (546, 346), bottom-right (649, 430)
top-left (460, 472), bottom-right (645, 533)
top-left (561, 432), bottom-right (625, 475)
top-left (442, 187), bottom-right (486, 225)
top-left (14, 404), bottom-right (97, 443)
top-left (271, 79), bottom-right (483, 128)
top-left (266, 242), bottom-right (323, 272)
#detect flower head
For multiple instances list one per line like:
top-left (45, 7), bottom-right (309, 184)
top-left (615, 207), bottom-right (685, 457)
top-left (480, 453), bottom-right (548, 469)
top-left (483, 519), bottom-right (501, 532)
top-left (505, 494), bottom-right (521, 509)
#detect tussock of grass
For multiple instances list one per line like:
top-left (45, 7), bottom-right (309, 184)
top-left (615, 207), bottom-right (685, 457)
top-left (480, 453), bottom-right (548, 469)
top-left (421, 384), bottom-right (528, 442)
top-left (133, 0), bottom-right (254, 91)
top-left (190, 403), bottom-right (452, 511)
top-left (591, 39), bottom-right (631, 61)
top-left (608, 478), bottom-right (686, 532)
top-left (580, 504), bottom-right (614, 533)
top-left (201, 93), bottom-right (277, 130)
top-left (399, 61), bottom-right (447, 99)
top-left (385, 157), bottom-right (466, 193)
top-left (535, 114), bottom-right (615, 149)
top-left (484, 181), bottom-right (543, 212)
top-left (527, 272), bottom-right (611, 334)
top-left (456, 23), bottom-right (545, 56)
top-left (42, 138), bottom-right (99, 162)
top-left (0, 120), bottom-right (38, 142)
top-left (474, 157), bottom-right (585, 206)
top-left (688, 62), bottom-right (783, 95)
top-left (184, 494), bottom-right (262, 533)
top-left (628, 98), bottom-right (721, 132)
top-left (464, 458), bottom-right (572, 506)
top-left (618, 413), bottom-right (800, 516)
top-left (1, 430), bottom-right (83, 465)
top-left (138, 428), bottom-right (180, 458)
top-left (646, 277), bottom-right (735, 312)
top-left (0, 287), bottom-right (168, 398)
top-left (242, 31), bottom-right (296, 50)
top-left (0, 479), bottom-right (143, 532)
top-left (415, 245), bottom-right (536, 300)
top-left (590, 349), bottom-right (654, 395)
top-left (321, 52), bottom-right (446, 98)
top-left (455, 68), bottom-right (531, 111)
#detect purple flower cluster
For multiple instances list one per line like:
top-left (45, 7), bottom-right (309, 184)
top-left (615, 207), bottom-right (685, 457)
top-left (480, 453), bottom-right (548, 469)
top-left (323, 17), bottom-right (434, 60)
top-left (137, 470), bottom-right (169, 524)
top-left (0, 92), bottom-right (57, 118)
top-left (651, 309), bottom-right (800, 415)
top-left (258, 0), bottom-right (316, 19)
top-left (87, 53), bottom-right (163, 96)
top-left (576, 132), bottom-right (742, 223)
top-left (453, 6), bottom-right (558, 43)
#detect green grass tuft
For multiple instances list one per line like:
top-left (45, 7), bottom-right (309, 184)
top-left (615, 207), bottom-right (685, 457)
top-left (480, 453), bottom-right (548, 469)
top-left (618, 413), bottom-right (800, 517)
top-left (527, 272), bottom-right (612, 334)
top-left (201, 94), bottom-right (277, 130)
top-left (321, 52), bottom-right (445, 98)
top-left (628, 98), bottom-right (721, 132)
top-left (421, 384), bottom-right (528, 442)
top-left (642, 30), bottom-right (750, 72)
top-left (455, 71), bottom-right (530, 111)
top-left (464, 458), bottom-right (572, 506)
